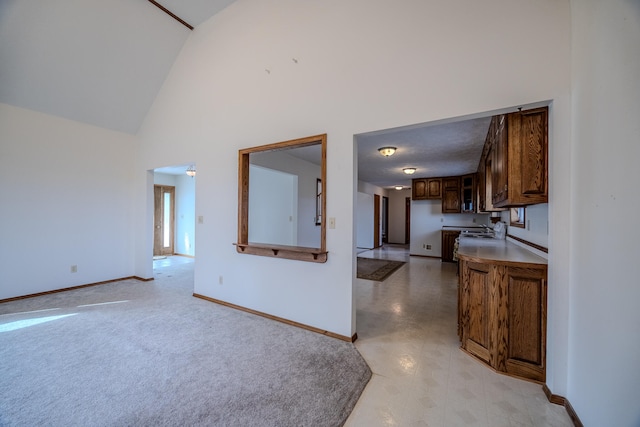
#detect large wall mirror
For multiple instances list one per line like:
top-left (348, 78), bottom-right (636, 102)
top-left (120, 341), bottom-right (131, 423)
top-left (236, 134), bottom-right (327, 263)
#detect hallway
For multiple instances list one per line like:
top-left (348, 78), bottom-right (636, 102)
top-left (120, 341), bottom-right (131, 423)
top-left (347, 245), bottom-right (572, 426)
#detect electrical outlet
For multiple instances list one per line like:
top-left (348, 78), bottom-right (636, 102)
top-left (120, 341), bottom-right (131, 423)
top-left (219, 276), bottom-right (223, 285)
top-left (426, 245), bottom-right (432, 250)
top-left (472, 218), bottom-right (476, 223)
top-left (328, 217), bottom-right (336, 229)
top-left (70, 265), bottom-right (78, 273)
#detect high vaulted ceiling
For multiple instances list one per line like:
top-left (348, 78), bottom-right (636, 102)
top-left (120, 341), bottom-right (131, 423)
top-left (0, 0), bottom-right (236, 134)
top-left (1, 1), bottom-right (527, 189)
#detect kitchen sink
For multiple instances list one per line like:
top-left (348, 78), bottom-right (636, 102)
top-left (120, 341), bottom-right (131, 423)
top-left (463, 233), bottom-right (495, 238)
top-left (460, 230), bottom-right (495, 238)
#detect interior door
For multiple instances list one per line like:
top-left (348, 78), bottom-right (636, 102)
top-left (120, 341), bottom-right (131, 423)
top-left (154, 185), bottom-right (175, 256)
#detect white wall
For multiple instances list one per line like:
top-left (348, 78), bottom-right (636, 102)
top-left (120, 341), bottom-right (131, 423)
top-left (568, 1), bottom-right (640, 425)
top-left (388, 189), bottom-right (410, 244)
top-left (356, 192), bottom-right (374, 249)
top-left (249, 165), bottom-right (297, 246)
top-left (0, 103), bottom-right (136, 300)
top-left (410, 200), bottom-right (490, 257)
top-left (135, 0), bottom-right (571, 344)
top-left (356, 181), bottom-right (387, 248)
top-left (249, 150), bottom-right (321, 248)
top-left (175, 174), bottom-right (196, 256)
top-left (500, 203), bottom-right (548, 251)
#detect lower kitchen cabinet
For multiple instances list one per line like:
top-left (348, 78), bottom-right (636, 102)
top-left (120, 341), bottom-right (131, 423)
top-left (441, 230), bottom-right (461, 262)
top-left (458, 257), bottom-right (547, 382)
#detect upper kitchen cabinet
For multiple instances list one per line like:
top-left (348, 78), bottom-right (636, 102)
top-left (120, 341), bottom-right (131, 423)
top-left (442, 177), bottom-right (461, 213)
top-left (461, 173), bottom-right (476, 213)
top-left (491, 107), bottom-right (548, 207)
top-left (412, 178), bottom-right (442, 200)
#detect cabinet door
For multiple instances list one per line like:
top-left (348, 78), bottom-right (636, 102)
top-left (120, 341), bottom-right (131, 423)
top-left (477, 160), bottom-right (486, 212)
top-left (501, 266), bottom-right (547, 382)
top-left (412, 178), bottom-right (427, 200)
top-left (441, 230), bottom-right (460, 262)
top-left (427, 178), bottom-right (442, 199)
top-left (491, 115), bottom-right (508, 206)
top-left (461, 174), bottom-right (476, 213)
top-left (442, 177), bottom-right (461, 213)
top-left (506, 107), bottom-right (548, 206)
top-left (462, 261), bottom-right (492, 363)
top-left (483, 148), bottom-right (507, 212)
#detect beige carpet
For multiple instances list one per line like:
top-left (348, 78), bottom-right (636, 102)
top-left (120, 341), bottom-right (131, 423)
top-left (356, 257), bottom-right (405, 281)
top-left (0, 262), bottom-right (371, 426)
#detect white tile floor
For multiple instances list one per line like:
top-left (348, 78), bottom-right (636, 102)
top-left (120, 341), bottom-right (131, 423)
top-left (346, 245), bottom-right (573, 427)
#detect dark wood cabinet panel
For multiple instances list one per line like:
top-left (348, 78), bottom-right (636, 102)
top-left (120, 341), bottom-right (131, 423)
top-left (504, 266), bottom-right (546, 381)
top-left (427, 179), bottom-right (442, 199)
top-left (442, 177), bottom-right (461, 213)
top-left (492, 107), bottom-right (548, 207)
top-left (491, 115), bottom-right (508, 205)
top-left (412, 178), bottom-right (442, 200)
top-left (412, 179), bottom-right (427, 200)
top-left (441, 230), bottom-right (460, 263)
top-left (478, 107), bottom-right (547, 210)
top-left (458, 258), bottom-right (547, 382)
top-left (461, 173), bottom-right (476, 213)
top-left (464, 262), bottom-right (492, 363)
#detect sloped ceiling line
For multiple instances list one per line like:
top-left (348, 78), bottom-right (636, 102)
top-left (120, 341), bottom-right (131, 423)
top-left (148, 0), bottom-right (194, 30)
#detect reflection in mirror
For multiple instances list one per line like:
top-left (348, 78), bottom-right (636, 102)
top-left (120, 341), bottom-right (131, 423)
top-left (236, 134), bottom-right (327, 263)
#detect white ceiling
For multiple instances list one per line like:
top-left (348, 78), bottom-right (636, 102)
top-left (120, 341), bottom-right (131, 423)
top-left (0, 0), bottom-right (236, 134)
top-left (357, 116), bottom-right (492, 189)
top-left (1, 0), bottom-right (497, 187)
top-left (158, 0), bottom-right (238, 27)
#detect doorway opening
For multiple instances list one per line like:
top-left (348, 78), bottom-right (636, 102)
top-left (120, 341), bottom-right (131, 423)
top-left (154, 185), bottom-right (175, 256)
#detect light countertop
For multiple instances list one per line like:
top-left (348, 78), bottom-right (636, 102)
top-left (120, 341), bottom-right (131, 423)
top-left (457, 236), bottom-right (547, 266)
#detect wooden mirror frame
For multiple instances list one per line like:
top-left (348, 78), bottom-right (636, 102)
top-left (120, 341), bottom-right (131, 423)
top-left (235, 134), bottom-right (328, 263)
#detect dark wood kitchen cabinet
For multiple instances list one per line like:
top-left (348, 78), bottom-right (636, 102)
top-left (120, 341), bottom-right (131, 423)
top-left (491, 107), bottom-right (548, 207)
top-left (461, 173), bottom-right (476, 213)
top-left (412, 178), bottom-right (442, 200)
top-left (442, 177), bottom-right (461, 213)
top-left (441, 230), bottom-right (461, 262)
top-left (458, 255), bottom-right (547, 382)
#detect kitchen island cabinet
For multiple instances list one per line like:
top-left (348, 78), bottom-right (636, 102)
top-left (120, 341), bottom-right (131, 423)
top-left (457, 237), bottom-right (547, 382)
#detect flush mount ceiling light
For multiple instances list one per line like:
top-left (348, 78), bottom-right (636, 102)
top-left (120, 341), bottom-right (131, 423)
top-left (395, 185), bottom-right (404, 190)
top-left (378, 146), bottom-right (397, 157)
top-left (186, 165), bottom-right (196, 177)
top-left (403, 167), bottom-right (417, 175)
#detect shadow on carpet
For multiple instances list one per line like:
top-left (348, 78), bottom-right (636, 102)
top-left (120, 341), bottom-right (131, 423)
top-left (357, 257), bottom-right (405, 281)
top-left (0, 270), bottom-right (371, 427)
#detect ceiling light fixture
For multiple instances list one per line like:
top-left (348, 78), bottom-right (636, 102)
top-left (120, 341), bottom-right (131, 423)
top-left (395, 185), bottom-right (403, 190)
top-left (186, 165), bottom-right (196, 177)
top-left (403, 167), bottom-right (417, 175)
top-left (378, 146), bottom-right (397, 157)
